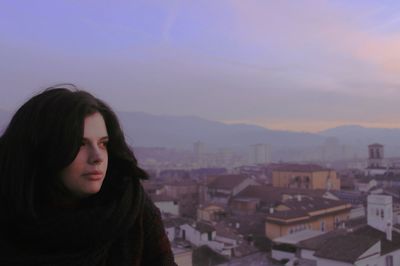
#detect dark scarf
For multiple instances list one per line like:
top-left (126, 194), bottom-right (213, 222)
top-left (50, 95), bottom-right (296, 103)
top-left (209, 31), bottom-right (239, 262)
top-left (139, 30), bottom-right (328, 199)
top-left (0, 175), bottom-right (146, 266)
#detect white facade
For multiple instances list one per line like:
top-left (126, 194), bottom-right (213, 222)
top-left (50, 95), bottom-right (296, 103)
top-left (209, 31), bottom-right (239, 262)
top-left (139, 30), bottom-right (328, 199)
top-left (356, 179), bottom-right (377, 193)
top-left (165, 226), bottom-right (175, 243)
top-left (180, 224), bottom-right (224, 251)
top-left (365, 168), bottom-right (387, 176)
top-left (349, 205), bottom-right (365, 220)
top-left (367, 194), bottom-right (393, 233)
top-left (154, 200), bottom-right (179, 216)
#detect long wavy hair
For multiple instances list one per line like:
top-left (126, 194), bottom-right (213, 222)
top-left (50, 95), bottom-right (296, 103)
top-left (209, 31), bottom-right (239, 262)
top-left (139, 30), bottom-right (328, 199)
top-left (0, 85), bottom-right (147, 220)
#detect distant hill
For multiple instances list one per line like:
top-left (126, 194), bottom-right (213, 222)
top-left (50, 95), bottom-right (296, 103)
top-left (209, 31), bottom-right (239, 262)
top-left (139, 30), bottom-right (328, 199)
top-left (116, 111), bottom-right (325, 150)
top-left (1, 110), bottom-right (400, 157)
top-left (319, 125), bottom-right (400, 158)
top-left (320, 125), bottom-right (400, 148)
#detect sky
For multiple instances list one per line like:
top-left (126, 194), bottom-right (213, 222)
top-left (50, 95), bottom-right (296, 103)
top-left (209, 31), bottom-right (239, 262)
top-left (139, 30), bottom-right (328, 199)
top-left (1, 0), bottom-right (400, 132)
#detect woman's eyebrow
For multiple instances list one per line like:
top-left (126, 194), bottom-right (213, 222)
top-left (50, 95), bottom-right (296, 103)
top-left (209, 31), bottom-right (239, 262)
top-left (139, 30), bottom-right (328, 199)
top-left (82, 136), bottom-right (109, 141)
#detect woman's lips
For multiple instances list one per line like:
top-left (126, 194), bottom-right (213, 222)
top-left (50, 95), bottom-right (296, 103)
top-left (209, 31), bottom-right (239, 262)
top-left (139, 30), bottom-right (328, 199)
top-left (83, 171), bottom-right (104, 180)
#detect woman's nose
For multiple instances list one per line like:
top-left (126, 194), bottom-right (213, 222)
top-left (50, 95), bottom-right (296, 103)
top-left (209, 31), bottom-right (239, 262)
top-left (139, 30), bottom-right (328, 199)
top-left (89, 147), bottom-right (104, 164)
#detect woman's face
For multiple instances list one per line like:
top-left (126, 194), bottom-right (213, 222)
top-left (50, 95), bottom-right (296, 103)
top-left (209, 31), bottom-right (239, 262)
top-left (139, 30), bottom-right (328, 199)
top-left (58, 112), bottom-right (109, 199)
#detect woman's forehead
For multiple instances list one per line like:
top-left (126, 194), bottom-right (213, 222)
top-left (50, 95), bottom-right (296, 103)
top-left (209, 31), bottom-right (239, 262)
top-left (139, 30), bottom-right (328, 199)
top-left (83, 113), bottom-right (108, 139)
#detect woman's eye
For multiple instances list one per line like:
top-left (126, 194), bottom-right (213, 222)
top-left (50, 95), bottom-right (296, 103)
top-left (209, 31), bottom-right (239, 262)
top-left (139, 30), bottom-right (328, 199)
top-left (99, 141), bottom-right (108, 148)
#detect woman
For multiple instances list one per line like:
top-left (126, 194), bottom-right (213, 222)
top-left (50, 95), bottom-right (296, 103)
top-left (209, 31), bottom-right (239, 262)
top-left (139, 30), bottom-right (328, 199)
top-left (0, 86), bottom-right (177, 265)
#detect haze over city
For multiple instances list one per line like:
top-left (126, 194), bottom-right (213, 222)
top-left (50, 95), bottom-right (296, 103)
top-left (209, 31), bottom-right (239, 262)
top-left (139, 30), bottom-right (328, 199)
top-left (1, 0), bottom-right (400, 132)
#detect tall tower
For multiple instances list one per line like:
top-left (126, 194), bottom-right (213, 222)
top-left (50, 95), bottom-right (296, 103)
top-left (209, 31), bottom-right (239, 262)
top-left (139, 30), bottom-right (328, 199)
top-left (368, 143), bottom-right (384, 168)
top-left (249, 144), bottom-right (271, 165)
top-left (193, 141), bottom-right (206, 166)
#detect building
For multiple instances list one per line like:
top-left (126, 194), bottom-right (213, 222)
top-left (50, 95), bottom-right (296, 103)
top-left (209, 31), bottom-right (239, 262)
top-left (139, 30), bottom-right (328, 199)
top-left (230, 185), bottom-right (339, 215)
top-left (162, 216), bottom-right (194, 266)
top-left (197, 203), bottom-right (227, 222)
top-left (193, 141), bottom-right (206, 166)
top-left (248, 144), bottom-right (271, 165)
top-left (368, 143), bottom-right (385, 168)
top-left (271, 163), bottom-right (340, 190)
top-left (365, 143), bottom-right (387, 176)
top-left (162, 180), bottom-right (199, 218)
top-left (265, 196), bottom-right (351, 239)
top-left (292, 194), bottom-right (400, 266)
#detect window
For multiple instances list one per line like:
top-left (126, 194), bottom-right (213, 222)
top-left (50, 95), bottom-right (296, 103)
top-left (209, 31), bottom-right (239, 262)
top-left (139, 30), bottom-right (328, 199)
top-left (335, 217), bottom-right (340, 228)
top-left (320, 221), bottom-right (325, 232)
top-left (381, 209), bottom-right (384, 219)
top-left (386, 255), bottom-right (393, 266)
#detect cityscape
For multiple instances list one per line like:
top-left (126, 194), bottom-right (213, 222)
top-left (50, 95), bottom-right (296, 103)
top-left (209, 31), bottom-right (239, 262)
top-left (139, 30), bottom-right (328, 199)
top-left (135, 136), bottom-right (400, 265)
top-left (2, 1), bottom-right (400, 265)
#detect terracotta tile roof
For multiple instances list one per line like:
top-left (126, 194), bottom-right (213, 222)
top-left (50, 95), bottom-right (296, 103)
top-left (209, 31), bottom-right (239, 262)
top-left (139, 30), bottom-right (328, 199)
top-left (166, 180), bottom-right (198, 186)
top-left (314, 234), bottom-right (378, 263)
top-left (272, 163), bottom-right (330, 172)
top-left (214, 222), bottom-right (241, 240)
top-left (266, 197), bottom-right (351, 222)
top-left (281, 197), bottom-right (349, 213)
top-left (221, 214), bottom-right (266, 236)
top-left (207, 175), bottom-right (248, 190)
top-left (298, 229), bottom-right (348, 250)
top-left (195, 221), bottom-right (215, 234)
top-left (267, 210), bottom-right (309, 220)
top-left (307, 225), bottom-right (400, 263)
top-left (353, 225), bottom-right (400, 255)
top-left (234, 185), bottom-right (327, 205)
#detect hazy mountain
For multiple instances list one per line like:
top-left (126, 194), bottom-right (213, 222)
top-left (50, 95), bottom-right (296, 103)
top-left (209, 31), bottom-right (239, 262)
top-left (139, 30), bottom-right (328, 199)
top-left (319, 125), bottom-right (400, 158)
top-left (117, 111), bottom-right (325, 150)
top-left (1, 110), bottom-right (399, 156)
top-left (320, 125), bottom-right (400, 146)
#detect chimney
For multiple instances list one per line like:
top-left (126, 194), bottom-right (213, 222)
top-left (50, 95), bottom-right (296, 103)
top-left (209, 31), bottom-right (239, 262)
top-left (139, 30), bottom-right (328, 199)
top-left (387, 221), bottom-right (393, 241)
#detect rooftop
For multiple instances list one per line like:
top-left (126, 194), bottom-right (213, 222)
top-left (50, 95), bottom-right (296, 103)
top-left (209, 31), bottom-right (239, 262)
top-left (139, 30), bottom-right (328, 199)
top-left (273, 229), bottom-right (324, 245)
top-left (307, 225), bottom-right (400, 263)
top-left (234, 185), bottom-right (328, 205)
top-left (195, 221), bottom-right (215, 234)
top-left (207, 174), bottom-right (248, 190)
top-left (298, 229), bottom-right (348, 250)
top-left (314, 234), bottom-right (378, 263)
top-left (272, 163), bottom-right (331, 172)
top-left (267, 197), bottom-right (351, 222)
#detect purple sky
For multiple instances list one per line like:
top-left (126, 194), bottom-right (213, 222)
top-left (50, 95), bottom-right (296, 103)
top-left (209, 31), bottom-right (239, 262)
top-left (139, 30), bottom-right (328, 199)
top-left (1, 0), bottom-right (400, 132)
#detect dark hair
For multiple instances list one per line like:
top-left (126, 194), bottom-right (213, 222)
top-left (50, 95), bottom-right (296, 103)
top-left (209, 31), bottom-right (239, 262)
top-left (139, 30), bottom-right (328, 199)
top-left (0, 85), bottom-right (147, 219)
